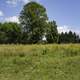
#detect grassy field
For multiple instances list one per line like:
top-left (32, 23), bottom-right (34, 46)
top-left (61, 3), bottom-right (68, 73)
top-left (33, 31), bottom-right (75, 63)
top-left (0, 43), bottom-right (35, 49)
top-left (0, 44), bottom-right (80, 80)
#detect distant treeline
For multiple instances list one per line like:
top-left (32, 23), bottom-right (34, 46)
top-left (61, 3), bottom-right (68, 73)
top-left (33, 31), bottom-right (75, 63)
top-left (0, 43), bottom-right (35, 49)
top-left (0, 2), bottom-right (80, 44)
top-left (58, 31), bottom-right (80, 43)
top-left (0, 22), bottom-right (79, 44)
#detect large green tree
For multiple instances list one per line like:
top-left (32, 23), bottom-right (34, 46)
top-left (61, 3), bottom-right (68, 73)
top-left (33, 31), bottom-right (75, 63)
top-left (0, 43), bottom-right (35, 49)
top-left (19, 1), bottom-right (48, 44)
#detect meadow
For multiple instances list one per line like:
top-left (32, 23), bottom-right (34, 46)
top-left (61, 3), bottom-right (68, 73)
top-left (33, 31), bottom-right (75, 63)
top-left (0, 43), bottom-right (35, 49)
top-left (0, 44), bottom-right (80, 80)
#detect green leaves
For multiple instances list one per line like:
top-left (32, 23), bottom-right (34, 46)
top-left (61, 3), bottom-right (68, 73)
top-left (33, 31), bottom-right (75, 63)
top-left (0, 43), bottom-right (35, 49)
top-left (46, 21), bottom-right (58, 43)
top-left (19, 2), bottom-right (48, 44)
top-left (0, 22), bottom-right (21, 44)
top-left (59, 31), bottom-right (80, 43)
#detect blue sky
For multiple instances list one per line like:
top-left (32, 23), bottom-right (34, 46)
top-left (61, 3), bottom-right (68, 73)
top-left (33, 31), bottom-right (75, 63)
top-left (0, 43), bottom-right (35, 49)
top-left (0, 0), bottom-right (80, 35)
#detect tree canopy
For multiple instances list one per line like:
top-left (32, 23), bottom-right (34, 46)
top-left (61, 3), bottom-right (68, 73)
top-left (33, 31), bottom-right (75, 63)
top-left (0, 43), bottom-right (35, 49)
top-left (19, 2), bottom-right (48, 43)
top-left (46, 21), bottom-right (58, 43)
top-left (0, 22), bottom-right (21, 44)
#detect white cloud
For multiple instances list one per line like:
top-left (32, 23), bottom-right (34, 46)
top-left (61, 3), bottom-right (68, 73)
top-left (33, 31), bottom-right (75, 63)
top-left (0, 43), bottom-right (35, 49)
top-left (0, 10), bottom-right (4, 16)
top-left (6, 0), bottom-right (39, 5)
top-left (21, 0), bottom-right (30, 4)
top-left (57, 25), bottom-right (80, 36)
top-left (57, 25), bottom-right (70, 33)
top-left (5, 16), bottom-right (20, 23)
top-left (6, 0), bottom-right (18, 5)
top-left (22, 0), bottom-right (40, 4)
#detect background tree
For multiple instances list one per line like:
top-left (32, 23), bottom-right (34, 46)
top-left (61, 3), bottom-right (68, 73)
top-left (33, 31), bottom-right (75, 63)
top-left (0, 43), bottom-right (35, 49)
top-left (19, 1), bottom-right (48, 44)
top-left (0, 22), bottom-right (21, 44)
top-left (46, 21), bottom-right (58, 43)
top-left (58, 31), bottom-right (80, 43)
top-left (73, 32), bottom-right (79, 43)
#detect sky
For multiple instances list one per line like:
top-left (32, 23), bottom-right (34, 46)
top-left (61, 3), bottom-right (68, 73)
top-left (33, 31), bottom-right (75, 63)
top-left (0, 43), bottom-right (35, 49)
top-left (0, 0), bottom-right (80, 35)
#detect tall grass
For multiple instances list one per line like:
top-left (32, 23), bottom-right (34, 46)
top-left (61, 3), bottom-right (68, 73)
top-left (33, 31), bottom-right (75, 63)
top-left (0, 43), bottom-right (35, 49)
top-left (0, 44), bottom-right (80, 80)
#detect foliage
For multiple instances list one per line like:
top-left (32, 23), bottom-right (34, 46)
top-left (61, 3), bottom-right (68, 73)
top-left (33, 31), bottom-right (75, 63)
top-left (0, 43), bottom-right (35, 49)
top-left (58, 31), bottom-right (80, 43)
top-left (19, 2), bottom-right (48, 43)
top-left (0, 22), bottom-right (21, 44)
top-left (46, 21), bottom-right (58, 43)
